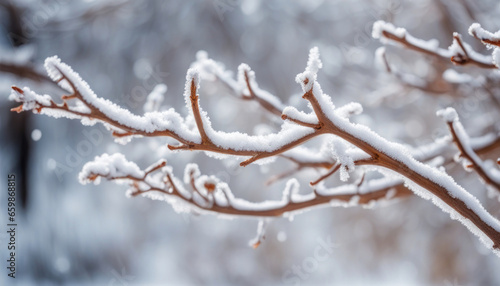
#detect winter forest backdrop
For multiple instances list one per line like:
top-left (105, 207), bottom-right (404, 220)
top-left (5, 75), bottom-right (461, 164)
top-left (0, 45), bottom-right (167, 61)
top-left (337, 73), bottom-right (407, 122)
top-left (1, 0), bottom-right (500, 285)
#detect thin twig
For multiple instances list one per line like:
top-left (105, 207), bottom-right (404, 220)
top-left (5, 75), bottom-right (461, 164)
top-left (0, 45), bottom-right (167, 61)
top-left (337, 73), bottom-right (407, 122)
top-left (84, 160), bottom-right (413, 217)
top-left (11, 52), bottom-right (500, 250)
top-left (445, 120), bottom-right (500, 193)
top-left (377, 24), bottom-right (496, 69)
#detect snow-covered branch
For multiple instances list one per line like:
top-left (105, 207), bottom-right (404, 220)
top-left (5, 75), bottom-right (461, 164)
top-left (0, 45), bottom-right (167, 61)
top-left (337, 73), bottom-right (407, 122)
top-left (9, 48), bottom-right (500, 255)
top-left (375, 47), bottom-right (451, 94)
top-left (191, 51), bottom-right (285, 116)
top-left (10, 56), bottom-right (320, 167)
top-left (468, 23), bottom-right (500, 68)
top-left (79, 153), bottom-right (412, 218)
top-left (373, 21), bottom-right (497, 69)
top-left (469, 23), bottom-right (500, 49)
top-left (438, 107), bottom-right (500, 195)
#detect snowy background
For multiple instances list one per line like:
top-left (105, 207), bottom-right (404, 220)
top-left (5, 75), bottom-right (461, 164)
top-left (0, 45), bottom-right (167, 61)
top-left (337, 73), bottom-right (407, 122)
top-left (1, 0), bottom-right (500, 285)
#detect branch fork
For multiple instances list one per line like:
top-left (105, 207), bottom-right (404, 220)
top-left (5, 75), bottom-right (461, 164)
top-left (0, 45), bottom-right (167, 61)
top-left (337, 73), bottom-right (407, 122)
top-left (9, 48), bottom-right (500, 254)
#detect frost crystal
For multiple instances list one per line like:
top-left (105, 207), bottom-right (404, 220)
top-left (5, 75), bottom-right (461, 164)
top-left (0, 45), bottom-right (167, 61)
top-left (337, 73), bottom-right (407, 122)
top-left (295, 47), bottom-right (323, 92)
top-left (436, 107), bottom-right (458, 123)
top-left (79, 153), bottom-right (144, 184)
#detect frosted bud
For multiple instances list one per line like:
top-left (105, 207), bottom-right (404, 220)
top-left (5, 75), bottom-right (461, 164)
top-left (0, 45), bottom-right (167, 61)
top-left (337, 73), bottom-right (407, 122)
top-left (436, 107), bottom-right (458, 123)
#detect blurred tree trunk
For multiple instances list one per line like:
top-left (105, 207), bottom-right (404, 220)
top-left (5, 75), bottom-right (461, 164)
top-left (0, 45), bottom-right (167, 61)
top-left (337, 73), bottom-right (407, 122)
top-left (2, 1), bottom-right (32, 210)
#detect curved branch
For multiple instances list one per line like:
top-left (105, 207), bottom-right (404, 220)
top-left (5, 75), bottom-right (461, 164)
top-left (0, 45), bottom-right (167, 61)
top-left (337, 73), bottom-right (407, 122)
top-left (440, 108), bottom-right (500, 193)
top-left (10, 50), bottom-right (500, 253)
top-left (469, 23), bottom-right (500, 48)
top-left (81, 155), bottom-right (412, 218)
top-left (373, 21), bottom-right (496, 69)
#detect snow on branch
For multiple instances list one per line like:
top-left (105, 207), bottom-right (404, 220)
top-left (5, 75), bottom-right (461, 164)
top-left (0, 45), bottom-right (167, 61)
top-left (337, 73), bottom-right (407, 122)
top-left (10, 56), bottom-right (320, 167)
top-left (438, 107), bottom-right (500, 195)
top-left (191, 50), bottom-right (285, 116)
top-left (469, 23), bottom-right (500, 49)
top-left (79, 153), bottom-right (412, 219)
top-left (373, 21), bottom-right (497, 69)
top-left (468, 23), bottom-right (500, 68)
top-left (79, 153), bottom-right (411, 217)
top-left (267, 131), bottom-right (500, 187)
top-left (249, 220), bottom-right (268, 248)
top-left (374, 47), bottom-right (450, 94)
top-left (10, 48), bottom-right (500, 255)
top-left (10, 56), bottom-right (201, 144)
top-left (237, 63), bottom-right (285, 116)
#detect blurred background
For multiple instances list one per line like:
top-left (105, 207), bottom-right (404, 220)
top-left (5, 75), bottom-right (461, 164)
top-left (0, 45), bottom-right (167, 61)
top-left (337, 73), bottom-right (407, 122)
top-left (1, 0), bottom-right (500, 285)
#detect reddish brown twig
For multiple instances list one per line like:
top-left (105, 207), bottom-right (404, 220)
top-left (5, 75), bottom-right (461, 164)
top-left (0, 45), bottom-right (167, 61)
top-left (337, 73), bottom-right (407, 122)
top-left (310, 164), bottom-right (341, 186)
top-left (0, 62), bottom-right (60, 88)
top-left (83, 158), bottom-right (413, 218)
top-left (10, 53), bottom-right (500, 251)
top-left (241, 70), bottom-right (283, 116)
top-left (444, 115), bottom-right (500, 193)
top-left (194, 57), bottom-right (285, 117)
top-left (9, 66), bottom-right (318, 165)
top-left (376, 48), bottom-right (452, 94)
top-left (469, 24), bottom-right (500, 48)
top-left (374, 22), bottom-right (497, 69)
